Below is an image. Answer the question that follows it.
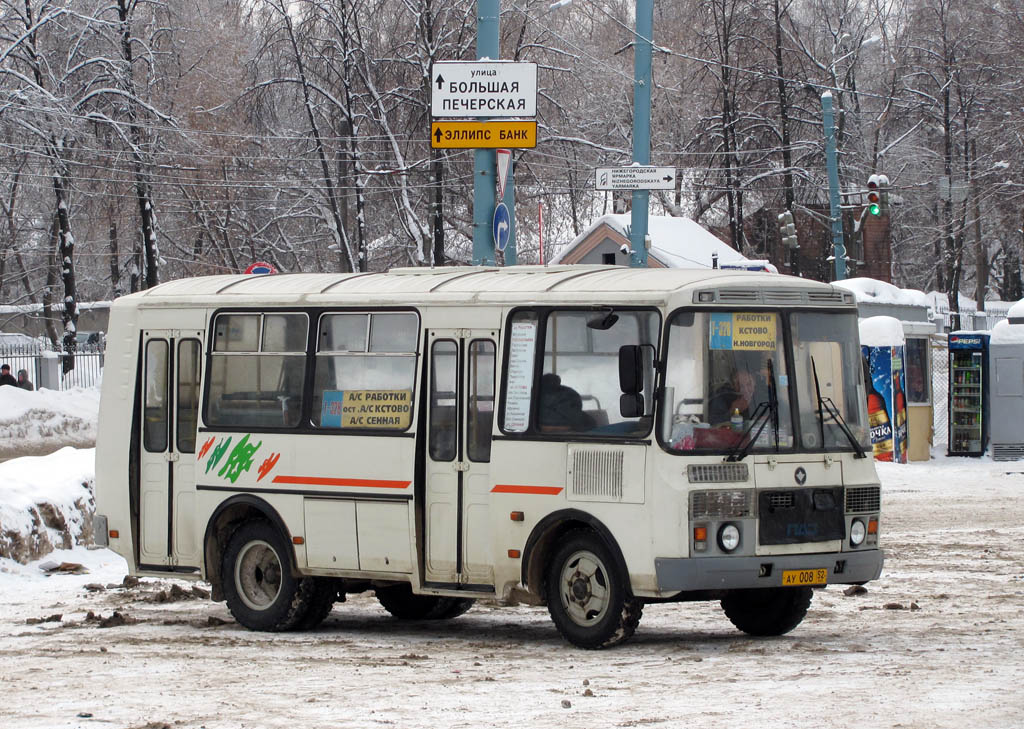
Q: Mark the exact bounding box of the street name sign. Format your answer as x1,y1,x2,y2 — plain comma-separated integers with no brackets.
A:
431,61,537,118
595,166,676,191
431,121,537,149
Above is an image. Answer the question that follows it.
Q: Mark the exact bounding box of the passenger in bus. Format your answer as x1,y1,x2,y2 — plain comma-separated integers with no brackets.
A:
17,369,33,391
538,373,595,431
709,368,760,426
0,364,16,387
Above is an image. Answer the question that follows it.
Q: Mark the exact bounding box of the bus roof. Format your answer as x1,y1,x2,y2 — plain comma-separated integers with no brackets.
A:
117,265,856,308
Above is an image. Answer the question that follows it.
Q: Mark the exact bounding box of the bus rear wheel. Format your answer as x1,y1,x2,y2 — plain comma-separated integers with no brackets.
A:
222,521,312,632
545,531,642,649
376,584,475,620
720,586,812,636
294,578,340,630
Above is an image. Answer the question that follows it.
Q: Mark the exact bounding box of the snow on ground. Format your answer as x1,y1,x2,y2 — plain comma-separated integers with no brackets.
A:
0,386,99,460
0,454,1021,728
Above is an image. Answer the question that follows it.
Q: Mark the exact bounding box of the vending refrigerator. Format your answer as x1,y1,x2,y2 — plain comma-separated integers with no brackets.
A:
947,332,989,456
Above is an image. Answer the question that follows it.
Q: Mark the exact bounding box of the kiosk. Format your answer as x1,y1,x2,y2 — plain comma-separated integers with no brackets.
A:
988,300,1024,460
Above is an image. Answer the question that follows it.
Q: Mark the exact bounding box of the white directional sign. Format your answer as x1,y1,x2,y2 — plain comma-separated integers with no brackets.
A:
595,166,677,191
431,61,537,118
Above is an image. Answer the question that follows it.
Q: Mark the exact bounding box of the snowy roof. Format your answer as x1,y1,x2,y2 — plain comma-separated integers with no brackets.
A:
550,214,748,269
990,319,1024,344
1008,298,1024,322
926,291,1013,314
859,315,906,347
834,278,930,308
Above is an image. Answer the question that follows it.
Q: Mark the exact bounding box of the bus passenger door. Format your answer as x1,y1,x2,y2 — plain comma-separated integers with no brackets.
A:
423,331,496,588
138,331,203,569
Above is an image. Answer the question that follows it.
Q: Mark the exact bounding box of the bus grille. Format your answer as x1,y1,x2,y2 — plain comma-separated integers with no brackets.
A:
691,489,753,519
570,449,623,499
687,463,749,483
845,486,881,513
767,491,795,509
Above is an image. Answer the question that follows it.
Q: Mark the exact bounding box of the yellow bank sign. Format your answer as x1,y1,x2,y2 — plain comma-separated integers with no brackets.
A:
431,121,537,149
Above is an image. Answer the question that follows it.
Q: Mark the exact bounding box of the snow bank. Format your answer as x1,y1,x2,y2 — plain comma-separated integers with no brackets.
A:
0,447,96,563
835,277,930,308
0,385,99,459
859,315,905,347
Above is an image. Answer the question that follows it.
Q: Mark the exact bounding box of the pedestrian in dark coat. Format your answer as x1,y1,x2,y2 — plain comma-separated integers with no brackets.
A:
17,369,33,391
0,364,17,387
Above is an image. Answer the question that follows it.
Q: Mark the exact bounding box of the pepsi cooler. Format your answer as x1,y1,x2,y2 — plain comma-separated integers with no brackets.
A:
947,332,989,456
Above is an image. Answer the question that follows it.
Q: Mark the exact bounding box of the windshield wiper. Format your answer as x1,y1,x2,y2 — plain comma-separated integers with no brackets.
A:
724,401,770,462
810,356,867,459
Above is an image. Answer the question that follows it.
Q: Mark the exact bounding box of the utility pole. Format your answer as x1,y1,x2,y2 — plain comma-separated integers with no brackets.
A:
628,0,653,267
471,0,499,266
821,91,846,280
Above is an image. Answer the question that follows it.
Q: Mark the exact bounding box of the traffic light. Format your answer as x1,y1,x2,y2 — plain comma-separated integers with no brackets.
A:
877,174,890,214
866,174,881,216
778,210,798,249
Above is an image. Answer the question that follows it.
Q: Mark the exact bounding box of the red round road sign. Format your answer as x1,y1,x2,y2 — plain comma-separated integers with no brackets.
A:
245,261,277,275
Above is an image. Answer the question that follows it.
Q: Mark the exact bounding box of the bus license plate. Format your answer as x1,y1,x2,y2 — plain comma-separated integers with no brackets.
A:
781,568,827,586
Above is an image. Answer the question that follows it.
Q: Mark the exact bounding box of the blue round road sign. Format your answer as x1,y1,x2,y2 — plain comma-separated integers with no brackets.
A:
492,202,511,252
245,261,277,275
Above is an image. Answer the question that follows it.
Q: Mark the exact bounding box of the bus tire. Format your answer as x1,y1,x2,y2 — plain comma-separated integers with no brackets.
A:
222,521,312,632
545,530,642,649
376,585,474,620
294,578,339,630
720,586,812,636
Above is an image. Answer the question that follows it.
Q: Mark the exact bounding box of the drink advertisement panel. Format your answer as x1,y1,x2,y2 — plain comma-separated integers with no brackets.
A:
861,345,908,463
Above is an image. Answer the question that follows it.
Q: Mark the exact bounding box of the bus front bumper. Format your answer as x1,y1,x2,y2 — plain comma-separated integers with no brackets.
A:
654,549,884,592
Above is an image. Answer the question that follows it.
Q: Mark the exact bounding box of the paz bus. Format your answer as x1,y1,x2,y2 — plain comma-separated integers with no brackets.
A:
94,265,883,649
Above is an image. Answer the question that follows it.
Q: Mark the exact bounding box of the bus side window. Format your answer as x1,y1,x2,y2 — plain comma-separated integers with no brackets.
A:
144,339,169,452
467,340,495,462
176,339,201,453
313,312,418,431
206,313,308,429
429,340,458,460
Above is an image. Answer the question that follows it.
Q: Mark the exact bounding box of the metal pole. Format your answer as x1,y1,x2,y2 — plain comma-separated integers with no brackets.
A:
503,157,517,265
629,0,653,268
821,91,846,280
472,0,499,266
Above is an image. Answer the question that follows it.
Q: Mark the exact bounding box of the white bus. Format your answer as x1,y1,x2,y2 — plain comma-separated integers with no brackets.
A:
94,265,883,648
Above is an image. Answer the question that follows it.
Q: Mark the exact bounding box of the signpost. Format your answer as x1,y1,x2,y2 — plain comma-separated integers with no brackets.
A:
595,166,676,191
431,61,537,117
431,53,538,265
430,121,536,149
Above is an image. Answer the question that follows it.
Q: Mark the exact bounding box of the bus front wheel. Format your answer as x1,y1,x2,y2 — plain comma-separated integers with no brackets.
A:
222,521,313,631
545,531,642,649
720,586,812,636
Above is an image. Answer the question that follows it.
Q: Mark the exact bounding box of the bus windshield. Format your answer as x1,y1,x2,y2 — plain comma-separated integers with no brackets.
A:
789,311,870,451
660,309,868,455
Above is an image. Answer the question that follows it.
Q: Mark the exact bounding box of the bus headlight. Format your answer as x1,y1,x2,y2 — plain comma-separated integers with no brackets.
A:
718,523,741,552
850,519,866,547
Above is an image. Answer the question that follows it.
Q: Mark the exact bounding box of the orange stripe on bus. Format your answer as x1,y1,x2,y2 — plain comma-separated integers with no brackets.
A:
491,484,563,495
272,475,410,489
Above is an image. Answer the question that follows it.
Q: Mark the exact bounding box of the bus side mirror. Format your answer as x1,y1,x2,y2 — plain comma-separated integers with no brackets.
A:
620,393,643,418
619,345,644,417
619,345,642,394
